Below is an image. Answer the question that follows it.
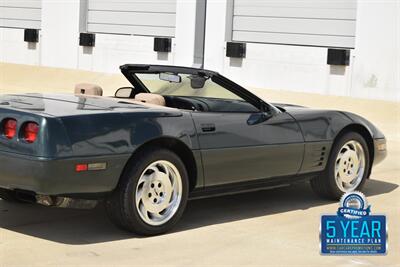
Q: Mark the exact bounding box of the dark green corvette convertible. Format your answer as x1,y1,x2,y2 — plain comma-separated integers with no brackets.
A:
0,64,387,235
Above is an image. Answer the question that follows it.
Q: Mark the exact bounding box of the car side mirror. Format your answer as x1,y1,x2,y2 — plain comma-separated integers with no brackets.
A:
115,87,134,98
247,112,274,125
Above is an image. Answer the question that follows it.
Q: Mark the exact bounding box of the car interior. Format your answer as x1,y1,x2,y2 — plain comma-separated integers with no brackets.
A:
74,81,259,113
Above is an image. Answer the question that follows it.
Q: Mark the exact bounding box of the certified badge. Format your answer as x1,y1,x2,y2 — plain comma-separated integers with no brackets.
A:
320,191,387,255
337,191,370,219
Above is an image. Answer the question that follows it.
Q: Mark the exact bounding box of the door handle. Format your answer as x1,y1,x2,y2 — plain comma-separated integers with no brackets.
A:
201,123,216,132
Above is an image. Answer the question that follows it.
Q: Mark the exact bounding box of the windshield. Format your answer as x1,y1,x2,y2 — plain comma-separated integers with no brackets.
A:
136,73,243,101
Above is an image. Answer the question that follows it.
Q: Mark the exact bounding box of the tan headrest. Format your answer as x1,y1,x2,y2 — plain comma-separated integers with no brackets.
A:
74,83,103,96
135,93,166,106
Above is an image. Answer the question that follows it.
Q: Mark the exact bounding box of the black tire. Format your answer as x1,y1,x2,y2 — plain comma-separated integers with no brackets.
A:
0,188,20,202
105,147,189,235
310,132,370,200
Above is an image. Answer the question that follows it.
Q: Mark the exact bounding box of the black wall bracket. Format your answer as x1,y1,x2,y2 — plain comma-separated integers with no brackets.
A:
226,42,246,58
327,48,350,66
79,33,96,47
154,37,172,53
24,29,39,43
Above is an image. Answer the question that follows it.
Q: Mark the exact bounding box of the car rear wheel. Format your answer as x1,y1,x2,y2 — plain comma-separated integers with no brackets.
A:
105,148,189,235
310,132,370,200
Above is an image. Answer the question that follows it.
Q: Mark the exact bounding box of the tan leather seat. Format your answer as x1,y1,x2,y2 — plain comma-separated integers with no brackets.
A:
74,83,103,96
135,93,166,106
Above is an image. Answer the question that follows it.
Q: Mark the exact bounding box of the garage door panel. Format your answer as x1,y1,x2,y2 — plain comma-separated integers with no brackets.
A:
0,19,40,29
233,17,355,36
88,24,175,37
0,0,41,9
233,31,355,48
0,0,41,29
88,11,175,28
0,7,41,21
88,0,176,13
232,0,356,48
87,0,176,37
234,0,357,10
234,6,356,20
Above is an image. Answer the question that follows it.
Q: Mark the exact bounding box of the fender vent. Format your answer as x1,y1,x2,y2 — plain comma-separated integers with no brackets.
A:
316,146,326,166
301,143,331,173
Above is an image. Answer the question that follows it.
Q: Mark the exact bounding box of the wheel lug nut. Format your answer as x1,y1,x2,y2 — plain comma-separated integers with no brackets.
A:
151,183,154,188
158,183,162,188
148,193,152,198
153,198,157,203
159,192,163,197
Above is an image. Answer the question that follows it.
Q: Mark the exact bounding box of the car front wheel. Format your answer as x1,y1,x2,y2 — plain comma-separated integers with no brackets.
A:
105,148,189,235
310,132,370,200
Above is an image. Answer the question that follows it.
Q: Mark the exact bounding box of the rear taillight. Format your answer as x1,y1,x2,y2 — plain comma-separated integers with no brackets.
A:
23,122,39,143
3,118,17,139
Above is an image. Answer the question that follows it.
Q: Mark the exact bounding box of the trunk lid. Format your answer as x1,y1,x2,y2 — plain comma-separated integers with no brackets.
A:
0,93,180,157
0,93,179,117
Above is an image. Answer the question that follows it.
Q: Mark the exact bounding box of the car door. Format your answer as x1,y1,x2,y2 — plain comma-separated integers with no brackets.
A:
191,111,304,186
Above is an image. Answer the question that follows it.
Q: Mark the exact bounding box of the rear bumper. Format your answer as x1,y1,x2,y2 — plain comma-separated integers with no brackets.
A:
373,138,387,166
0,151,130,196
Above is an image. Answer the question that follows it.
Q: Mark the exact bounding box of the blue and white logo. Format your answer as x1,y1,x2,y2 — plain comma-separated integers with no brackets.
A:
320,191,387,255
337,192,370,219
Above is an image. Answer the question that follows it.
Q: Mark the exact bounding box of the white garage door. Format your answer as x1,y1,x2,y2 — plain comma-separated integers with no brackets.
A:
232,0,357,48
87,0,177,37
0,0,41,29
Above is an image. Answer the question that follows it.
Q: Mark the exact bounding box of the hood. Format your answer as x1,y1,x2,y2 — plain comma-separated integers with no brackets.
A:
0,93,181,117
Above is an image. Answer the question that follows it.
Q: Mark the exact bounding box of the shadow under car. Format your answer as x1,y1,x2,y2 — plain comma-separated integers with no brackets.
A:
0,179,397,245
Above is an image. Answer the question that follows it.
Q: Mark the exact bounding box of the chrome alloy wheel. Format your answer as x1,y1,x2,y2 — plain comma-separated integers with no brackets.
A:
135,160,183,226
335,140,366,192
